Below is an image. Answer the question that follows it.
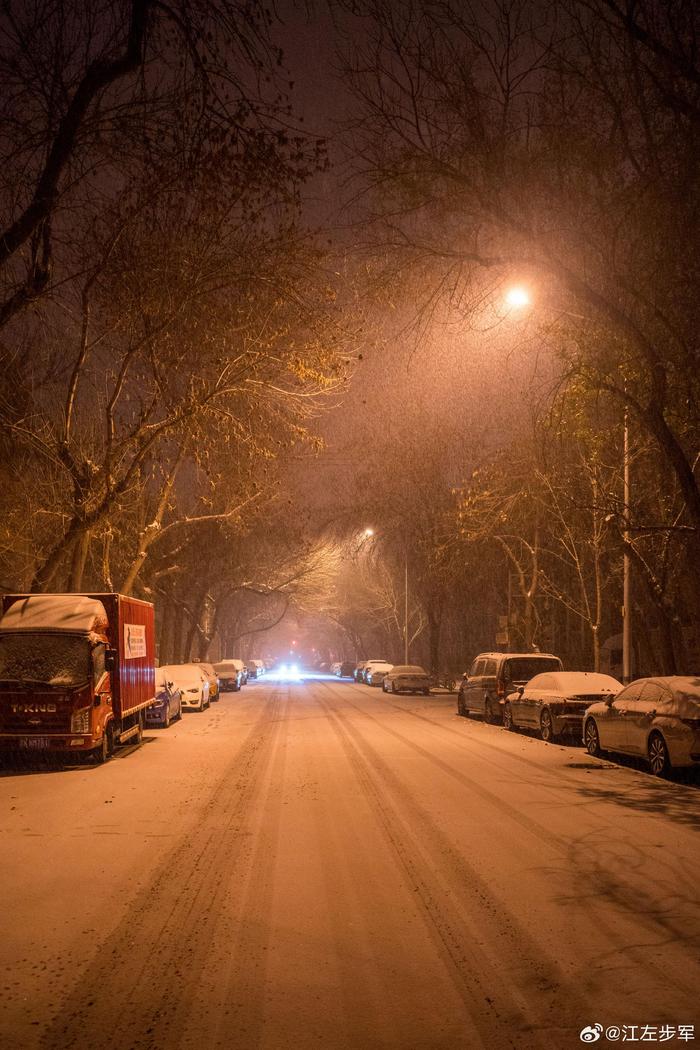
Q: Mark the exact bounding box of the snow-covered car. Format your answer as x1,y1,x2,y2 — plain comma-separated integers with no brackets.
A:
145,666,183,728
214,659,246,691
362,659,390,683
198,663,220,702
330,661,342,676
246,659,265,680
367,661,393,686
504,671,621,742
353,661,368,681
382,665,431,695
166,664,210,711
584,676,700,777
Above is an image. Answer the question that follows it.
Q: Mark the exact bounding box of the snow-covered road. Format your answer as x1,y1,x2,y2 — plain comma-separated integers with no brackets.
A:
1,678,698,1050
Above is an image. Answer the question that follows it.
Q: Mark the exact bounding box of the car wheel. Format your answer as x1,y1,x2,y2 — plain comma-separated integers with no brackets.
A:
584,719,601,757
503,703,516,732
540,708,557,743
484,698,497,724
648,732,671,777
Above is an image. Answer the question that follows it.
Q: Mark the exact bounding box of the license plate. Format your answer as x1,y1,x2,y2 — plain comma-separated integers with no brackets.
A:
18,737,52,749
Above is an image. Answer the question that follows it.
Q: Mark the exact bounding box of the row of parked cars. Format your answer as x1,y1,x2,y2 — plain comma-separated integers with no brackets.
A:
342,659,433,695
456,650,700,778
144,658,266,728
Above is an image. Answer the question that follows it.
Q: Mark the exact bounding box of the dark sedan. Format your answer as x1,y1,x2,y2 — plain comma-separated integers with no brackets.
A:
504,671,621,742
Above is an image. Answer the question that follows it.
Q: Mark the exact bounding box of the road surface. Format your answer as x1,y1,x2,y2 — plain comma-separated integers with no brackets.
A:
1,676,698,1050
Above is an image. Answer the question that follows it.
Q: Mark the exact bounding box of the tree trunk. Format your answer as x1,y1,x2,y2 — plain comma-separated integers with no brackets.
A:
68,528,91,590
427,610,441,675
172,603,184,663
159,597,174,665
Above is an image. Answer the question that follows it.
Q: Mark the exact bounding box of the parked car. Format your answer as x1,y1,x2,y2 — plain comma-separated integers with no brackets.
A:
383,665,431,695
583,675,700,777
457,652,563,724
362,659,390,683
354,661,369,682
246,659,265,680
198,663,220,702
367,661,393,686
214,659,246,692
331,661,342,676
338,660,356,678
167,664,210,712
146,666,183,728
504,671,621,742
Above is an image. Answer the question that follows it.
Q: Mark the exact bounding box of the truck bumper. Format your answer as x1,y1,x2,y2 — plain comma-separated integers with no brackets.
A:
0,733,95,753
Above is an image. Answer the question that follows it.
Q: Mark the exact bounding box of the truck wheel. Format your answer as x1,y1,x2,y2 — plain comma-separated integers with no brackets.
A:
93,723,114,764
132,713,143,745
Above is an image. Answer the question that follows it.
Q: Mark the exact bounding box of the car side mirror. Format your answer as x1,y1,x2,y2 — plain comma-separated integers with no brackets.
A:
604,695,614,707
105,648,117,673
167,681,174,689
462,672,468,680
517,686,525,696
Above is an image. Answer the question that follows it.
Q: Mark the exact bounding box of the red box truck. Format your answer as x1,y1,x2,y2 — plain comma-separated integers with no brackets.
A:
0,593,155,763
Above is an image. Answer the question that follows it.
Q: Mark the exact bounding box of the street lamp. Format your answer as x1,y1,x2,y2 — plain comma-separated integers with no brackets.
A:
504,285,631,679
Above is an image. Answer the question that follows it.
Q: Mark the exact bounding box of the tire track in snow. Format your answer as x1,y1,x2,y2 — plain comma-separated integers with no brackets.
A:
322,683,700,1014
39,688,286,1050
317,690,573,1050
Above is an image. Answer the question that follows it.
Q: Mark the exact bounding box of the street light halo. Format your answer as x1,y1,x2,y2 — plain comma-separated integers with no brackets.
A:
505,286,531,308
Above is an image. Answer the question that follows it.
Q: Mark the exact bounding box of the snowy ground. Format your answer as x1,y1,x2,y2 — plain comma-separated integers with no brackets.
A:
1,677,698,1050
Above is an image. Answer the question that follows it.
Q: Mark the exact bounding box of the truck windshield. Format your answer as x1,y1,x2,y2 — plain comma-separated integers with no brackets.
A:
0,633,91,688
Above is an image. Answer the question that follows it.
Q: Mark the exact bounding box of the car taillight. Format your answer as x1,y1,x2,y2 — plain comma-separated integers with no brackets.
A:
71,707,91,733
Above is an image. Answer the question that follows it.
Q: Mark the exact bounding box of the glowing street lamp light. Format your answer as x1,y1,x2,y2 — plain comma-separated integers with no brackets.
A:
363,527,374,537
505,285,531,308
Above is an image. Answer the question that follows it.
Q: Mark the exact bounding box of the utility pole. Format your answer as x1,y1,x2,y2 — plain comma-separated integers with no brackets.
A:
404,549,409,664
622,406,631,683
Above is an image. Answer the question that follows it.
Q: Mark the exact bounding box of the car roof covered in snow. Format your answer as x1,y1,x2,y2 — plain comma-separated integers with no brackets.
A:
0,594,108,634
160,663,205,685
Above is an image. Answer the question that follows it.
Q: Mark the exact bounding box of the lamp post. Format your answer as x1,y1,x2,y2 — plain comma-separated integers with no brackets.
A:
505,284,632,679
622,405,631,683
404,551,409,664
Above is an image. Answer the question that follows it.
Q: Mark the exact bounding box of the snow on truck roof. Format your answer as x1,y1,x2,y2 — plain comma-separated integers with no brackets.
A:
0,594,109,634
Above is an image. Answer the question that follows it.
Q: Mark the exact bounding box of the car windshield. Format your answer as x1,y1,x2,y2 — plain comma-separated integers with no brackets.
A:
504,657,561,683
0,632,91,688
